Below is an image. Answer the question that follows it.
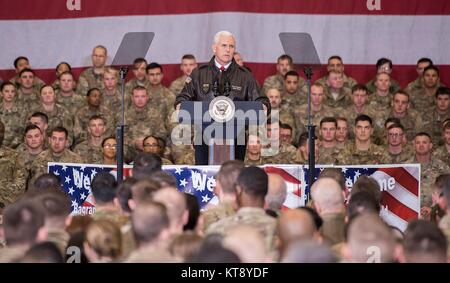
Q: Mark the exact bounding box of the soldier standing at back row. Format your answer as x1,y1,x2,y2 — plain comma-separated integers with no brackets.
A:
0,82,27,149
262,54,305,97
316,55,358,89
77,45,108,96
366,58,401,95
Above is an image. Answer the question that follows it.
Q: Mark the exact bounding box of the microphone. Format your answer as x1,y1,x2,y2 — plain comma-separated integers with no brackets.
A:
213,78,219,97
224,79,231,97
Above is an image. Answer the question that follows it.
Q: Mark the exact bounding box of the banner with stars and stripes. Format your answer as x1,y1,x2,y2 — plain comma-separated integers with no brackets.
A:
303,164,421,232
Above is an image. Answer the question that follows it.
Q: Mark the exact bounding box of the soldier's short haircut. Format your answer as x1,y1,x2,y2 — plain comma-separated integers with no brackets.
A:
351,175,381,205
417,57,433,66
403,220,448,263
88,114,105,124
58,71,74,80
143,135,165,150
50,126,69,139
435,86,450,98
29,189,71,224
131,179,161,204
279,123,293,132
347,191,380,222
277,54,293,64
3,199,45,246
354,114,372,126
103,66,118,77
30,112,49,124
297,132,315,148
384,117,401,128
284,70,299,80
91,172,118,205
24,124,42,136
1,81,16,91
311,82,324,91
182,54,196,61
19,68,34,77
336,116,348,124
32,173,61,191
55,61,72,72
133,57,147,65
20,242,64,263
86,87,101,97
423,65,440,77
132,85,147,94
14,56,29,68
351,84,368,94
328,55,343,63
387,123,405,132
149,171,177,188
216,160,245,195
101,136,116,147
318,168,345,191
320,117,337,128
146,62,163,73
376,57,393,69
131,200,169,245
116,177,138,214
375,71,390,80
132,152,162,180
39,84,54,94
297,207,323,230
93,45,107,55
236,166,268,199
415,132,432,140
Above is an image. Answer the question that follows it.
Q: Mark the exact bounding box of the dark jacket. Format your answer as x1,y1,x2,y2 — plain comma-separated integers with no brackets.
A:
175,57,270,110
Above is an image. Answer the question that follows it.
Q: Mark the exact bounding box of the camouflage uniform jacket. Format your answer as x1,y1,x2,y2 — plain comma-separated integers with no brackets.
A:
73,140,103,164
366,77,401,95
387,110,423,141
293,104,337,142
409,85,442,114
316,74,358,89
169,75,188,96
385,145,414,164
202,202,236,232
323,86,353,109
55,91,87,117
206,207,277,252
341,104,388,141
422,108,450,146
0,146,26,205
76,67,104,96
0,104,27,148
432,145,450,168
317,145,340,165
10,75,45,94
368,92,393,112
31,149,83,184
16,150,43,190
336,142,390,165
405,156,450,207
73,105,115,143
280,90,307,113
124,104,168,144
16,88,40,110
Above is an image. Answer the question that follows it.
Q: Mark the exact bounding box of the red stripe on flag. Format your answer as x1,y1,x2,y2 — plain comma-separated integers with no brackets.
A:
377,167,419,196
2,0,450,20
381,192,418,221
2,64,450,94
264,166,301,184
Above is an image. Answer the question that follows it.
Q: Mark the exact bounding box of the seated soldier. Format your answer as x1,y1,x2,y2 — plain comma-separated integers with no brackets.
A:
405,57,433,93
73,115,107,163
368,72,393,112
52,62,73,91
15,68,41,109
322,70,352,109
102,67,125,111
77,45,108,95
17,124,45,190
384,123,413,164
142,135,173,165
262,54,304,96
292,132,319,164
262,120,296,164
316,55,358,89
387,90,423,141
366,57,401,95
405,132,450,213
280,70,307,111
169,54,198,96
100,136,117,165
317,117,340,164
267,88,295,133
279,123,295,147
9,56,45,93
423,86,450,145
55,71,86,117
432,120,450,165
244,134,264,166
0,82,27,148
125,58,149,99
335,117,350,149
410,65,443,113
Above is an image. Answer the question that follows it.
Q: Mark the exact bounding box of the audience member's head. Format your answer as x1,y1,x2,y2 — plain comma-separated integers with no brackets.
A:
153,188,188,235
169,232,203,261
222,225,270,263
311,177,345,215
351,175,381,205
132,152,162,180
91,172,118,206
281,240,337,263
131,201,170,247
19,242,64,263
235,166,268,208
32,173,61,191
83,219,122,263
149,171,177,188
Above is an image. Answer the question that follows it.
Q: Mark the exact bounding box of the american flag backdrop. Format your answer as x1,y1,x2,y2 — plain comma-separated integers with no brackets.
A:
2,0,450,87
303,164,421,232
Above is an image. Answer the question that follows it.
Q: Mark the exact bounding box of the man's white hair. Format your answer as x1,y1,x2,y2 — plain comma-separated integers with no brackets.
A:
213,31,236,44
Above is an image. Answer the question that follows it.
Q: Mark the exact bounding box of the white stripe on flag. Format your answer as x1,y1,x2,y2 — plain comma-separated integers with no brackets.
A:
403,166,420,182
371,171,420,213
283,191,303,209
380,208,408,232
2,13,450,69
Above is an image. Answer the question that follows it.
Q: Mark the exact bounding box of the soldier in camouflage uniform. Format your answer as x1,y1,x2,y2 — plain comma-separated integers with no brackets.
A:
51,61,72,92
422,86,450,145
125,86,168,160
267,88,295,131
146,63,176,132
76,45,108,96
9,56,45,94
291,132,320,164
28,85,74,146
73,115,106,164
261,121,297,164
405,58,433,94
292,83,337,143
368,72,393,112
142,135,173,165
15,69,41,110
366,58,401,95
316,117,340,165
322,71,353,109
55,72,86,117
316,55,358,89
337,114,390,165
385,123,413,164
405,132,450,209
102,67,130,111
206,166,277,253
16,124,45,190
31,127,83,184
387,90,423,141
409,65,443,114
342,84,388,143
262,54,305,96
169,54,198,96
280,70,307,113
244,134,265,165
336,117,351,149
124,58,149,101
0,82,27,148
432,122,450,165
73,88,115,145
0,121,26,205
